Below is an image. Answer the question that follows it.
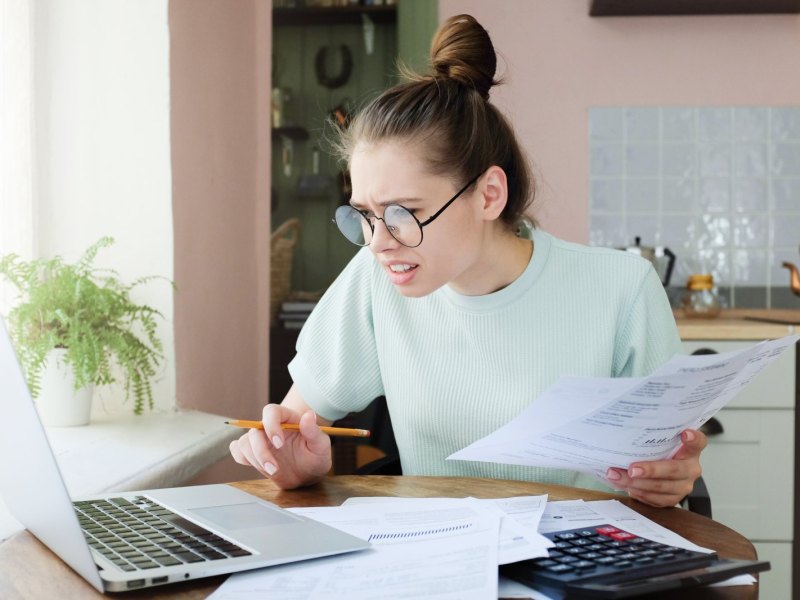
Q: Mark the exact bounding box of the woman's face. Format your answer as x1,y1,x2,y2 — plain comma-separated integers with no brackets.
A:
349,140,489,298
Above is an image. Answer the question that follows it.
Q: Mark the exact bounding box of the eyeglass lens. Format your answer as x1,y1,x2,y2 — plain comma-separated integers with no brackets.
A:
334,204,422,247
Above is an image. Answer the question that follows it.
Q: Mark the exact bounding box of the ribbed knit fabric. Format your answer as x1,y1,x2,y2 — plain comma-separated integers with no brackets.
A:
288,228,681,491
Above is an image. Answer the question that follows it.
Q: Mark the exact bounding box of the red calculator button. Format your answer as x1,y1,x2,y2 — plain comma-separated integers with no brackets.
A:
596,526,620,535
609,531,637,541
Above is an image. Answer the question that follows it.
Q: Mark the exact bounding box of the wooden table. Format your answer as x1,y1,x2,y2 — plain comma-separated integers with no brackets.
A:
0,476,759,599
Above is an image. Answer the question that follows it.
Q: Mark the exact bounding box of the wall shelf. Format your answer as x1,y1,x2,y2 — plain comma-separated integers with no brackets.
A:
590,0,800,15
273,5,397,26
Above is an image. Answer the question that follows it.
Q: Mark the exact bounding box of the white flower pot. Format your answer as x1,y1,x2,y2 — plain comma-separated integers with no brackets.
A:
35,349,94,427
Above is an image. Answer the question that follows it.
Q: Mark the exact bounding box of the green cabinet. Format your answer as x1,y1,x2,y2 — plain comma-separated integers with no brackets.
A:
270,2,437,297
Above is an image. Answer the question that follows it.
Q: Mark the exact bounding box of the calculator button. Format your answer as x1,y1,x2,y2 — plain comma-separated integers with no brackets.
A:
572,538,592,546
582,552,603,560
555,533,578,540
534,559,559,567
613,561,633,568
547,564,575,573
609,531,637,541
595,526,619,535
558,555,580,563
573,560,596,570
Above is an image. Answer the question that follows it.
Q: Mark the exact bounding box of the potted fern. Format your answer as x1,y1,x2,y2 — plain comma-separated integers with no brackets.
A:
0,237,166,425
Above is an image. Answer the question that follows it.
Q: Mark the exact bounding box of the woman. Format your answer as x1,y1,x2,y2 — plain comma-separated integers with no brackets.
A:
231,14,706,508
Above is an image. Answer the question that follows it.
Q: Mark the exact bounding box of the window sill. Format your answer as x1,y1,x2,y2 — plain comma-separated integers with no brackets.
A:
0,410,239,542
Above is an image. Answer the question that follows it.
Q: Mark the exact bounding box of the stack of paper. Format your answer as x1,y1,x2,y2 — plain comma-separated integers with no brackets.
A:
208,495,751,600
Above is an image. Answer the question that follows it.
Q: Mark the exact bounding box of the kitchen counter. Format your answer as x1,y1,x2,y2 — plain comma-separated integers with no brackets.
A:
674,309,800,340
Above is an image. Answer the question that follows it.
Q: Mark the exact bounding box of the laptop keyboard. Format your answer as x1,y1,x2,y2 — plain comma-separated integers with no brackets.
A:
74,496,252,572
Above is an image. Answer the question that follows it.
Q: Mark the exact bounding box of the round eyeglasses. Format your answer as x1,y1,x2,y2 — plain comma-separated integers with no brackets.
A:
332,174,481,248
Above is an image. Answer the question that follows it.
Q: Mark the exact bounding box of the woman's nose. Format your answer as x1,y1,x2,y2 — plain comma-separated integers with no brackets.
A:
369,217,401,251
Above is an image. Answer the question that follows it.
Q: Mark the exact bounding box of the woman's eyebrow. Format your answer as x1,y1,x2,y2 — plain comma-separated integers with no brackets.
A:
350,196,424,210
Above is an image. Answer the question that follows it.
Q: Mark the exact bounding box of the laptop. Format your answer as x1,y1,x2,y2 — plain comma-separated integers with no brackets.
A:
0,318,369,592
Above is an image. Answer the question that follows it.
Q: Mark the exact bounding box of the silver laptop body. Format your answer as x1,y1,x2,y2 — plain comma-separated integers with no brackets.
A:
0,318,369,592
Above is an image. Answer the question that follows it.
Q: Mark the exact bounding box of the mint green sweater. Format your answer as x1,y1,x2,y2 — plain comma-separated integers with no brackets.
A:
288,229,680,489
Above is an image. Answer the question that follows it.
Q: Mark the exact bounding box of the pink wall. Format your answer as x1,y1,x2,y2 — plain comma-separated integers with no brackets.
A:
170,0,272,419
440,1,800,242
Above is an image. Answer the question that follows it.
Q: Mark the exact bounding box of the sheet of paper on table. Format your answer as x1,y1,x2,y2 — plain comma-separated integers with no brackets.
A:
341,495,553,564
207,499,501,600
448,335,799,479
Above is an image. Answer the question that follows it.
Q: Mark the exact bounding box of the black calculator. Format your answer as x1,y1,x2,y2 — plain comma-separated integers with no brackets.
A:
501,524,770,598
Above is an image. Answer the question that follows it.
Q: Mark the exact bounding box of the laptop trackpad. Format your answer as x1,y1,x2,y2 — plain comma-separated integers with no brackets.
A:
190,502,299,530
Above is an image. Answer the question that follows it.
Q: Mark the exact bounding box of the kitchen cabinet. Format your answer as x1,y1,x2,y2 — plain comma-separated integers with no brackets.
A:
678,310,799,600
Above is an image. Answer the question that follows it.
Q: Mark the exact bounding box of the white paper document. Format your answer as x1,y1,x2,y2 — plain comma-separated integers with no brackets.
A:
208,501,500,600
342,495,553,564
448,335,799,477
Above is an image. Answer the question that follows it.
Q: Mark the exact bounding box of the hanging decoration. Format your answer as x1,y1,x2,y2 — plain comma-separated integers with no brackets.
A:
314,44,353,89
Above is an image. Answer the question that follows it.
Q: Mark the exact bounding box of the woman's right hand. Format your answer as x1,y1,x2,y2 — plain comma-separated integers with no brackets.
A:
229,388,333,490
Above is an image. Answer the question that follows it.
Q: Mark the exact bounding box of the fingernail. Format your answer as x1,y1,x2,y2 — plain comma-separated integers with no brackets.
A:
272,435,283,449
684,430,695,443
606,469,621,481
263,462,277,476
630,467,644,478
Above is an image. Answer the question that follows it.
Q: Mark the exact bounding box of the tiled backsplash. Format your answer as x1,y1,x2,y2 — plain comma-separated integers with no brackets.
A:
588,106,800,309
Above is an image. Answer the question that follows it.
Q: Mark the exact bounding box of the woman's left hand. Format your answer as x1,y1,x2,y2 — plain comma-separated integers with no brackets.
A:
605,429,708,508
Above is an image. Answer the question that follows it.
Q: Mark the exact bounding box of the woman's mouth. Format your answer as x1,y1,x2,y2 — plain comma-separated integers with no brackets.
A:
386,262,418,285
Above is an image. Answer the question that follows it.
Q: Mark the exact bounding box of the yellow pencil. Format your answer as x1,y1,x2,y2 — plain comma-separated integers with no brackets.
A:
225,419,370,438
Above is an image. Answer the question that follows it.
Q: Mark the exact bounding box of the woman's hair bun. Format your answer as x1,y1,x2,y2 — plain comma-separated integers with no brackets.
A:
430,14,498,100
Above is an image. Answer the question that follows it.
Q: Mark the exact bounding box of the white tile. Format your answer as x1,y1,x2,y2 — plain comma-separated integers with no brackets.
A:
733,143,767,177
732,178,767,212
772,214,800,247
662,178,695,213
591,143,623,177
698,107,732,141
733,249,769,285
589,214,626,247
733,107,768,141
625,178,660,212
590,178,624,211
770,143,800,176
625,107,659,141
662,107,695,141
699,178,730,213
771,178,800,211
733,214,768,248
662,143,696,178
660,214,695,247
697,214,731,248
771,107,800,141
625,143,660,177
590,107,624,141
699,143,732,177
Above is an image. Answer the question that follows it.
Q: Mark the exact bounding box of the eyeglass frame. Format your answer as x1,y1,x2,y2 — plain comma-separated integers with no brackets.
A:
332,172,482,248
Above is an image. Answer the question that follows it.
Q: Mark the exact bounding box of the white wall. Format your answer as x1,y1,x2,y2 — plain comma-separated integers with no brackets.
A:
34,0,175,415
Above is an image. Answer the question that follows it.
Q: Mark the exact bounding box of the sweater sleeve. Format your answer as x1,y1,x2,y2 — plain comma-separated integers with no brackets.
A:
612,265,681,378
287,248,385,421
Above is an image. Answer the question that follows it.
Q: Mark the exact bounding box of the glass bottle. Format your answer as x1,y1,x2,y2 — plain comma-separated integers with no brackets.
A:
681,274,721,318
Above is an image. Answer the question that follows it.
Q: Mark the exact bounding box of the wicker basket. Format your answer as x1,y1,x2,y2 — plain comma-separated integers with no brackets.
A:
270,218,301,326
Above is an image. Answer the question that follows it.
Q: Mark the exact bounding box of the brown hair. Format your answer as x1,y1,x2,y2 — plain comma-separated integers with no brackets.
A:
332,14,535,229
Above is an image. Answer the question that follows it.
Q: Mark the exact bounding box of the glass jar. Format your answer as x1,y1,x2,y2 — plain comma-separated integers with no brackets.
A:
681,274,721,318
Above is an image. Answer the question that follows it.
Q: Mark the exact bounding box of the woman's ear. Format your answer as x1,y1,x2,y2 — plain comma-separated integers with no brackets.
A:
479,166,508,221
